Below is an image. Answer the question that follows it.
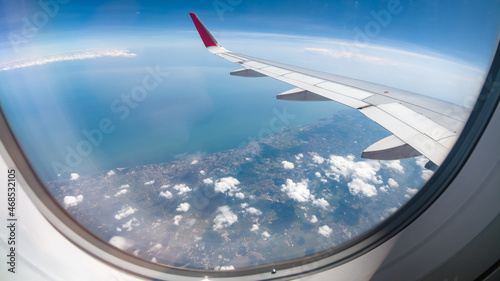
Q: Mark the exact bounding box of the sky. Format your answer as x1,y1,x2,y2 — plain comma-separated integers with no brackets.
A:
0,0,498,98
0,0,498,63
0,0,498,180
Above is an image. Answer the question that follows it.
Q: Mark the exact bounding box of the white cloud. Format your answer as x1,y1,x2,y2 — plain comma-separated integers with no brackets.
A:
114,189,128,197
173,184,192,195
250,224,259,232
421,169,434,180
312,155,325,164
312,198,330,210
144,180,155,185
173,215,183,226
1,49,136,72
191,160,199,165
382,160,404,173
176,202,190,212
213,206,238,231
214,177,241,197
122,218,140,232
295,153,304,160
328,155,381,182
282,160,295,170
107,170,115,176
63,195,83,208
70,173,80,181
318,225,333,237
215,265,235,270
348,178,378,197
380,185,389,192
241,203,249,209
159,190,172,199
200,170,206,175
114,206,137,220
310,215,318,223
281,179,311,202
415,156,428,169
388,178,399,188
203,178,214,184
315,172,322,178
415,157,436,180
407,187,418,196
262,231,271,240
160,184,170,189
328,155,382,197
235,192,245,199
109,236,133,251
245,207,262,216
388,207,398,214
119,184,129,189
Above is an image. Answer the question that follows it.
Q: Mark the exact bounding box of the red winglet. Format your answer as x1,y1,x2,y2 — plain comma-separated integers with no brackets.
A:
189,13,220,48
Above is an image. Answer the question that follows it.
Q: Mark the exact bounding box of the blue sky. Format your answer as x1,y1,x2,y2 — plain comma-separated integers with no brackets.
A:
0,0,499,64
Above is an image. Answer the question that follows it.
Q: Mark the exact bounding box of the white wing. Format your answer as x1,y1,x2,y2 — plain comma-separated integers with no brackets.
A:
189,13,470,166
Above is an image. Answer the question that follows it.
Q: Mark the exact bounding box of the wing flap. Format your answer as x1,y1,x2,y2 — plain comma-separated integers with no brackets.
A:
241,61,268,69
360,105,450,165
261,66,293,76
377,103,457,141
283,72,326,85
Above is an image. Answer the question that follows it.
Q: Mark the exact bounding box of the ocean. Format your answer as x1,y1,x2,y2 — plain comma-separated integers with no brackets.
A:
0,48,343,181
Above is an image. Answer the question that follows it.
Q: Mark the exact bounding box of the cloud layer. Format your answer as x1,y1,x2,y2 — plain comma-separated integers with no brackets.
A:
1,49,136,71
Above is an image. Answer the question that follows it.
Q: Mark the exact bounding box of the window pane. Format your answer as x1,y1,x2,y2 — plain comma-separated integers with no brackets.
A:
1,0,498,272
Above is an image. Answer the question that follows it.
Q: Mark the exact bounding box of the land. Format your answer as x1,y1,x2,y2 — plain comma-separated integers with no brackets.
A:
45,110,426,270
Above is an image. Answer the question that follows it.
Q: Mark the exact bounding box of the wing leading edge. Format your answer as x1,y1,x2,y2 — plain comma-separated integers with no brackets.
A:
189,13,470,166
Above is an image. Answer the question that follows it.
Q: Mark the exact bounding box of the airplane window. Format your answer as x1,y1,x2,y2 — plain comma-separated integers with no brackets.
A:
0,0,499,278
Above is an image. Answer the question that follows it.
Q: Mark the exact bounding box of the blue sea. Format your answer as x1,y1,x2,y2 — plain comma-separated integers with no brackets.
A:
0,47,344,181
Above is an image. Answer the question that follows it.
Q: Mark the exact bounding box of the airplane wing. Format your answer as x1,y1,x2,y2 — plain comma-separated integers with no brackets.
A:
189,13,471,166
